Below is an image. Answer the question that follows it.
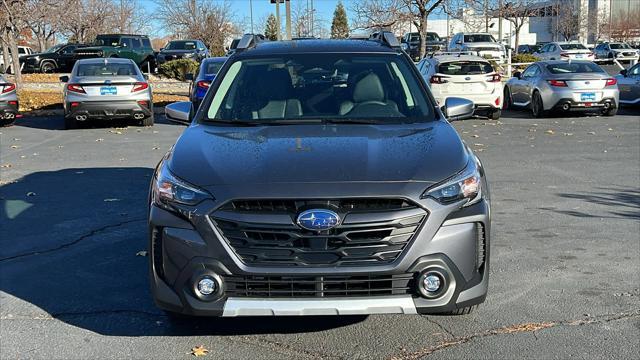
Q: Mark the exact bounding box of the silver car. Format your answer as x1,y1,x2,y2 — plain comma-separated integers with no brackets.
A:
60,58,153,129
615,63,640,106
594,42,640,63
504,60,619,117
0,75,19,126
534,42,594,61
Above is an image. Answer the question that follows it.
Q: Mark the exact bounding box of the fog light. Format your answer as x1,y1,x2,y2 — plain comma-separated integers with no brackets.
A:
422,273,442,292
197,277,217,296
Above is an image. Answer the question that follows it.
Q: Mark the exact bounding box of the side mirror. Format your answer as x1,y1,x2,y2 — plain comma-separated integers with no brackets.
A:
59,75,69,83
442,97,474,122
513,71,522,79
165,101,193,123
184,73,194,81
619,69,627,77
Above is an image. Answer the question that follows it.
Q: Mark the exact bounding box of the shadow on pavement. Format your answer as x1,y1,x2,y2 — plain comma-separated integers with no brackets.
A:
11,113,185,130
0,167,363,336
554,186,640,220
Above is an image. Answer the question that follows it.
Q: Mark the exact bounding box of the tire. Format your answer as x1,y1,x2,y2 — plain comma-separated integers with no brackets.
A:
489,109,501,120
443,305,478,316
64,116,77,130
141,113,154,126
40,61,55,73
1,118,16,127
503,87,512,110
602,106,617,117
531,91,546,118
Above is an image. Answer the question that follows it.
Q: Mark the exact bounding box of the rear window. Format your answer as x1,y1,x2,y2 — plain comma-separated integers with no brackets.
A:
205,61,224,75
437,61,494,75
205,54,433,123
166,41,197,50
559,43,587,50
76,63,138,76
464,34,495,43
546,62,604,74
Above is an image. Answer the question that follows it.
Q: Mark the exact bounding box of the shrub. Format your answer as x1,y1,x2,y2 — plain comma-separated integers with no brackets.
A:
511,53,540,64
158,59,199,81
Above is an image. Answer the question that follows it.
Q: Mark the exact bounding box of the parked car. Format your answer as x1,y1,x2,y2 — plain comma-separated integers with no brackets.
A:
504,60,618,117
448,32,505,63
0,75,19,126
19,43,90,73
616,63,640,106
517,44,541,55
151,33,489,318
401,32,445,60
156,40,209,66
185,57,226,111
533,42,594,61
60,58,153,129
417,54,503,119
74,34,155,70
593,42,640,63
225,38,241,56
0,45,34,73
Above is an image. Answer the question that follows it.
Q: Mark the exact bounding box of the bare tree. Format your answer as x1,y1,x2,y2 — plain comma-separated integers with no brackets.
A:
24,0,61,52
500,0,537,53
1,0,29,83
112,0,151,35
552,0,580,41
155,0,238,56
609,8,640,42
58,0,118,43
403,1,444,58
351,0,409,33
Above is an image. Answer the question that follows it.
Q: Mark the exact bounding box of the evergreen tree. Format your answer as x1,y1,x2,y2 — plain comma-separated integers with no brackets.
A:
265,14,279,41
330,2,349,39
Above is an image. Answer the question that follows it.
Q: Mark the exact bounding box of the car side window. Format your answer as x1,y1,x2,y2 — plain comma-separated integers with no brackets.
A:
61,46,75,54
142,38,152,49
522,65,538,78
132,38,142,49
629,65,640,78
121,38,133,48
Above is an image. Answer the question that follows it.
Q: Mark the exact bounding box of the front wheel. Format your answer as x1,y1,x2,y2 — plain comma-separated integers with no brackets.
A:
40,62,55,73
531,92,546,118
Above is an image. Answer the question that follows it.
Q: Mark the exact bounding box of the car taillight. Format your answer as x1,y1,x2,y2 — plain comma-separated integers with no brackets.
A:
486,74,501,82
9,100,17,105
605,78,617,86
560,52,569,57
1,83,16,93
70,102,79,107
132,82,149,92
137,100,149,107
429,75,449,84
66,84,85,93
547,80,567,87
197,80,210,89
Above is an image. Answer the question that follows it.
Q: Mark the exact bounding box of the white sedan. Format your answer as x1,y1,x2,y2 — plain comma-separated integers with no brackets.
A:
416,54,503,119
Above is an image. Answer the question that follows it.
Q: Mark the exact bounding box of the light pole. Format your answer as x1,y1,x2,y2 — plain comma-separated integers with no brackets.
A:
250,0,254,34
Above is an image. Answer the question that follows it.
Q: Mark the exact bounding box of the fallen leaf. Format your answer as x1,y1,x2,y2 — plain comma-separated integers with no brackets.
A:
96,138,104,142
152,146,160,150
587,131,596,135
607,128,613,131
109,130,123,135
12,138,20,141
528,128,536,132
103,198,121,202
471,134,479,138
191,345,209,357
10,145,19,149
545,130,554,135
563,133,573,136
136,251,147,257
0,163,11,168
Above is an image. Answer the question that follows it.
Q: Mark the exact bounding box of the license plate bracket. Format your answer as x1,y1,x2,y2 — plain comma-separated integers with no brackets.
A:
580,93,596,102
100,86,117,96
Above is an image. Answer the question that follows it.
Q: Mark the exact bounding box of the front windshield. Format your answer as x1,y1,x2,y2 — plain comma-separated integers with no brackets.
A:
205,54,433,123
427,33,440,42
546,62,604,74
610,43,631,49
166,41,197,50
45,44,64,53
464,34,496,43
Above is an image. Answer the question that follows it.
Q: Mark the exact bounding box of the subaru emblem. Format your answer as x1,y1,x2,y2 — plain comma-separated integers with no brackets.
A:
465,77,471,81
296,209,340,231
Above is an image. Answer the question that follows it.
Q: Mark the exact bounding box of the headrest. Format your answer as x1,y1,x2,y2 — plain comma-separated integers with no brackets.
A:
353,72,385,103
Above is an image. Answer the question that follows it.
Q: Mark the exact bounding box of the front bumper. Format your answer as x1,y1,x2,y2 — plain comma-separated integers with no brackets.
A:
148,186,491,316
433,91,502,111
65,100,152,120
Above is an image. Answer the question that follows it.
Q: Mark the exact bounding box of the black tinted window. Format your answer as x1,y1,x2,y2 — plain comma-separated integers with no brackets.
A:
437,61,494,75
205,54,433,123
132,38,142,49
76,63,138,76
142,38,151,48
97,36,120,46
204,61,224,74
464,34,495,43
166,41,197,50
546,62,604,74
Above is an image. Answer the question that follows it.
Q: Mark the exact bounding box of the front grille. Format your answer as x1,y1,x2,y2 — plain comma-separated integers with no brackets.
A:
212,198,427,267
224,274,416,298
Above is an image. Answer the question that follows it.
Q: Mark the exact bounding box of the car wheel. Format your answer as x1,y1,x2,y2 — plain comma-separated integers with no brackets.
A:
531,91,546,118
141,113,154,126
503,88,512,110
40,62,55,73
489,109,501,120
602,106,617,117
64,116,77,130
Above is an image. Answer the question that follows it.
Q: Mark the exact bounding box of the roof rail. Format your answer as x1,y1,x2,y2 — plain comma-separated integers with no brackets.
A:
235,33,265,53
368,31,401,50
428,51,479,58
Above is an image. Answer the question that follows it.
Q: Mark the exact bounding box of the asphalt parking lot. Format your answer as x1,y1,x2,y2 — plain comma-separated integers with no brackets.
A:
1,108,639,359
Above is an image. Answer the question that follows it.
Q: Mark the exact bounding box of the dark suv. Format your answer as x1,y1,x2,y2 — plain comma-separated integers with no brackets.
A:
156,40,209,65
401,32,445,60
150,34,490,317
75,34,155,70
20,43,90,73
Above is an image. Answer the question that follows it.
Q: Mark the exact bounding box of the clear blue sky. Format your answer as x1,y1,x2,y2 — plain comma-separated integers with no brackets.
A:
139,0,355,37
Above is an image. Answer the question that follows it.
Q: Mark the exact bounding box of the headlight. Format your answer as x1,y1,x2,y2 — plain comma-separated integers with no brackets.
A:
153,161,211,208
422,158,481,206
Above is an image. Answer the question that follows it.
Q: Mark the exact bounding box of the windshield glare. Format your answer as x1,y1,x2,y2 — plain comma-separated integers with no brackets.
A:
464,34,496,43
45,44,64,53
559,43,587,50
546,62,604,74
204,61,224,75
610,43,631,49
205,54,433,123
166,41,197,50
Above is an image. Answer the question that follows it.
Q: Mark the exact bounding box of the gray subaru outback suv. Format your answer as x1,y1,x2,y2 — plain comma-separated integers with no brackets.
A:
149,34,490,317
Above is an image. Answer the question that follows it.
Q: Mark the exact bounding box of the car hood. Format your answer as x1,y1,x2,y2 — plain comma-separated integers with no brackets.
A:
168,121,469,187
